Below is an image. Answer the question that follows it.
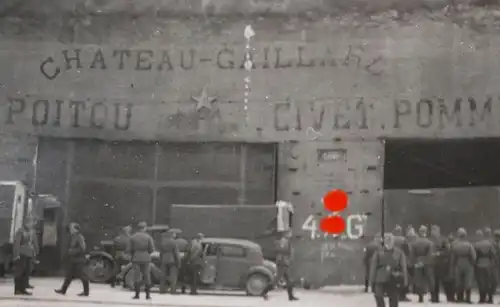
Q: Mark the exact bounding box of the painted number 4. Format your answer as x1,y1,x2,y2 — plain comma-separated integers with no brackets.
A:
302,215,318,240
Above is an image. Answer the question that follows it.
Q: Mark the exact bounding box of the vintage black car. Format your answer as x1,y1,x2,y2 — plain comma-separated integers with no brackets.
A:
121,237,277,296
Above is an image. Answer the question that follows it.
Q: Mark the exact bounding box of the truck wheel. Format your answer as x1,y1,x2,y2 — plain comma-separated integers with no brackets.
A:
86,256,114,283
245,273,269,296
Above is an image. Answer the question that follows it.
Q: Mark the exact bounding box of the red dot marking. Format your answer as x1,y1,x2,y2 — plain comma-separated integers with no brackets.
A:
320,189,349,235
323,189,348,212
320,216,346,234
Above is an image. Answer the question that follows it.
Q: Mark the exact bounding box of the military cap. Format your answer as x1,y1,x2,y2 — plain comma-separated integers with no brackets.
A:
484,227,492,235
137,221,147,228
431,225,440,230
476,229,484,236
457,228,467,237
196,233,205,239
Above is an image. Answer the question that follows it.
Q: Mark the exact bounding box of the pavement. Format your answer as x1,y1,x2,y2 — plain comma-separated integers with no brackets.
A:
0,278,489,307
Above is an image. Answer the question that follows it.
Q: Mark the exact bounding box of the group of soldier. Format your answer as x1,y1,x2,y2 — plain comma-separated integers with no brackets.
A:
365,225,500,307
110,223,299,301
108,221,208,300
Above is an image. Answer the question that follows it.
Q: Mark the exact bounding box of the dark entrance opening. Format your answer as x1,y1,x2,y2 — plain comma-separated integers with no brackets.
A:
383,138,500,235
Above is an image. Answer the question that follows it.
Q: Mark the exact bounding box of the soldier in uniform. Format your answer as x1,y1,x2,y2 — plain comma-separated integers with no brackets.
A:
370,233,408,307
54,223,90,297
429,225,449,303
406,229,418,295
182,233,205,295
13,218,36,295
443,233,457,302
159,229,181,294
450,228,476,303
262,230,298,301
128,221,155,300
364,233,382,293
474,229,497,303
484,227,497,297
110,225,132,288
409,225,435,303
393,225,411,301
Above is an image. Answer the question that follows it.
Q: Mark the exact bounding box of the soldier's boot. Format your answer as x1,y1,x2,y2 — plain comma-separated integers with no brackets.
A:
487,292,494,304
145,286,151,300
479,292,486,304
261,285,272,300
456,290,464,302
132,285,140,300
465,289,472,304
430,292,439,303
287,286,299,301
418,294,424,303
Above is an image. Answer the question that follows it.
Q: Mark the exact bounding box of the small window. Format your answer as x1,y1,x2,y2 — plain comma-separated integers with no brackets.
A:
219,245,246,258
204,243,218,256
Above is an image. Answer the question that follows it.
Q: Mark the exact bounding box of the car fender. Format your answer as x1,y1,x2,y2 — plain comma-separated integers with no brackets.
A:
88,251,116,268
246,265,274,282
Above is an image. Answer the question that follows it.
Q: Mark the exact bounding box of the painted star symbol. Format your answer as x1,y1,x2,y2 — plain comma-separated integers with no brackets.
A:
192,87,217,111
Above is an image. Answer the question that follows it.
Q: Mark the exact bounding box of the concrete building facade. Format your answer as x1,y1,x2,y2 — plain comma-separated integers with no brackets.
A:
1,0,499,286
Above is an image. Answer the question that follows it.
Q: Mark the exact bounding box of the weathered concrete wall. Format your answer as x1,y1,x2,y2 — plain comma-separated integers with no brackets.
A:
2,5,500,285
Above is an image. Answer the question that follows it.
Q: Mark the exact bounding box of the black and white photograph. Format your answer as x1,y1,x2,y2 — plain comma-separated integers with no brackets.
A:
0,1,499,307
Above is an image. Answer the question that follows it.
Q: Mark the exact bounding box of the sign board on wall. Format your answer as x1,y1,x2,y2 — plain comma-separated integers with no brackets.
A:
1,42,500,141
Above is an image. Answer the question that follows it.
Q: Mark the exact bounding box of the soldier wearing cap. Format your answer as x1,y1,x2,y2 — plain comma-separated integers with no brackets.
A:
443,233,457,302
370,233,408,307
159,229,181,294
450,227,476,303
182,233,205,295
364,233,382,293
393,225,411,301
409,225,435,303
55,222,89,297
261,230,299,301
474,229,497,303
12,218,36,295
110,225,132,288
429,225,449,303
128,221,155,300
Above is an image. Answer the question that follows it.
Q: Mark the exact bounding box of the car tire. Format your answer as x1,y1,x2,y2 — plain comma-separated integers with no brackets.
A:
245,273,269,296
86,256,114,283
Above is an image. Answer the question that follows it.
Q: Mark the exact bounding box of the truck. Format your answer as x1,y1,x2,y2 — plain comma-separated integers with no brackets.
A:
0,181,31,276
0,181,64,277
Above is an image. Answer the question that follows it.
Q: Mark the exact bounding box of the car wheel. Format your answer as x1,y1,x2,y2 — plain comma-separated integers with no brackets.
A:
246,273,269,296
86,256,114,283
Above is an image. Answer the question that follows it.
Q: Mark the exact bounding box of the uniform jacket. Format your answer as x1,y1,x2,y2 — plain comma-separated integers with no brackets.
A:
394,235,412,256
410,237,434,267
474,239,497,268
13,228,35,259
128,231,155,263
160,235,181,267
364,241,380,265
450,239,476,269
113,233,131,260
276,237,292,266
175,238,189,253
67,232,87,263
185,239,204,266
369,247,408,285
430,235,449,266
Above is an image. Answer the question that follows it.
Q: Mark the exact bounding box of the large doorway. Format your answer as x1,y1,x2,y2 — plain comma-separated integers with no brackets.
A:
35,138,277,247
384,138,500,235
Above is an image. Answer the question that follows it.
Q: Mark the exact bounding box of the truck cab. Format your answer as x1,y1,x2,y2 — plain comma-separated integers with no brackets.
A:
0,181,30,276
